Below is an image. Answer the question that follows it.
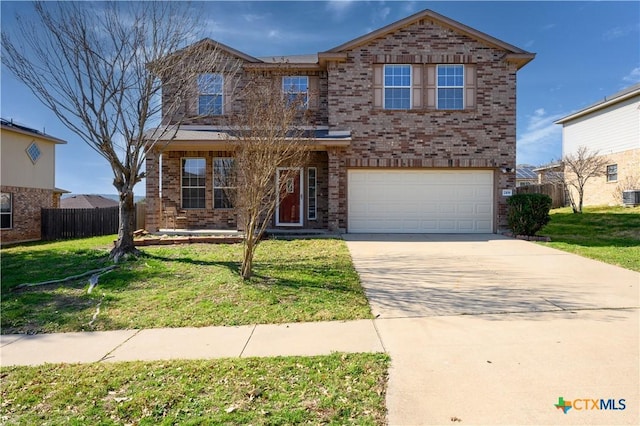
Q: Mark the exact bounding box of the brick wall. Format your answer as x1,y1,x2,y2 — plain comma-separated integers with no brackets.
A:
146,150,328,231
1,185,54,244
326,18,518,231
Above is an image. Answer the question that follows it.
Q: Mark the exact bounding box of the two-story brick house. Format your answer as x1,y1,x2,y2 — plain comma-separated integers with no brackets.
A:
145,9,534,234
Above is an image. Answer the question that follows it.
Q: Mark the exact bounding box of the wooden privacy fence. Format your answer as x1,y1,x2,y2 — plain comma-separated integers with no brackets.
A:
515,183,566,209
41,206,120,240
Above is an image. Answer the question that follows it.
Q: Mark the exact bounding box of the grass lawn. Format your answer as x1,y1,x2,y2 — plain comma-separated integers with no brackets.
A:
1,237,372,334
0,353,389,425
539,205,640,272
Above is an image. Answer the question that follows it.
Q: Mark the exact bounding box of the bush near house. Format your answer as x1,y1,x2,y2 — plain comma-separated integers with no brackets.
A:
507,193,552,236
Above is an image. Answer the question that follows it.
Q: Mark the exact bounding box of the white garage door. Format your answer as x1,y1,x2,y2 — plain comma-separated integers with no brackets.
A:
348,169,494,233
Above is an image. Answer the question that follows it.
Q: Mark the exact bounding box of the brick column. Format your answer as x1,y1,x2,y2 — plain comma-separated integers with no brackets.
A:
327,148,341,232
145,150,160,232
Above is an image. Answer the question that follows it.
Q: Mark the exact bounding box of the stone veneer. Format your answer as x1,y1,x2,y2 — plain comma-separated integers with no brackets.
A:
0,185,54,244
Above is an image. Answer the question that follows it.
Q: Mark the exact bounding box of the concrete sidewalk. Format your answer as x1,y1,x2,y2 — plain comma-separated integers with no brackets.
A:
0,319,384,366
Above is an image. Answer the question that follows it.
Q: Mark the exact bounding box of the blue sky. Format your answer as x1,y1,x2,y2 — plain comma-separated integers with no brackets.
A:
2,1,639,196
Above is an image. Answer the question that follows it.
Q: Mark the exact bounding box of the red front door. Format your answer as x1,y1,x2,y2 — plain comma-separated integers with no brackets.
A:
277,168,302,226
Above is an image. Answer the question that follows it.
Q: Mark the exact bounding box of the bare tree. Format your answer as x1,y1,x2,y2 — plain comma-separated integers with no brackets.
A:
226,75,310,279
612,174,640,204
562,146,609,213
1,1,238,261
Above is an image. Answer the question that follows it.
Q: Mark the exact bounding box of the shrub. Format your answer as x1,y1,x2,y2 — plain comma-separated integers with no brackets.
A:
507,193,552,236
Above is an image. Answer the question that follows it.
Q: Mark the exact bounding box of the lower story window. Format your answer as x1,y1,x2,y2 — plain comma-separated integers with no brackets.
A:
214,158,235,208
1,192,12,229
606,164,618,182
182,158,206,209
308,167,317,220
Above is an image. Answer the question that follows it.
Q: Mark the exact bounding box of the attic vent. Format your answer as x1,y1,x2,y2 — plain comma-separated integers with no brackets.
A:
26,141,41,164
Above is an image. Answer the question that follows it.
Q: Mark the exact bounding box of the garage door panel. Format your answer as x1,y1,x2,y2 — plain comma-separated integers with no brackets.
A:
348,170,493,233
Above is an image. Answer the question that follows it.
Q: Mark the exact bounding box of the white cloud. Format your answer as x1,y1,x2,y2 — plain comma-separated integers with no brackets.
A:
603,23,640,41
622,67,640,83
326,0,355,20
242,14,266,23
517,108,566,165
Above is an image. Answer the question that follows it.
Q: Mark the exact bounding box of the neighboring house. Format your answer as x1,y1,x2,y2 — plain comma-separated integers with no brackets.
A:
60,194,119,209
516,165,538,187
555,83,640,206
1,118,67,244
146,9,535,234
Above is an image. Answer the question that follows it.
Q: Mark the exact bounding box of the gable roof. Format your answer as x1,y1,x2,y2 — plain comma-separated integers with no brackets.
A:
555,83,640,124
166,38,262,64
325,9,535,69
60,194,119,209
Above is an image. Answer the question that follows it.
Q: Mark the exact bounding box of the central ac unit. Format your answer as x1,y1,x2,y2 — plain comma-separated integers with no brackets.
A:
622,190,640,207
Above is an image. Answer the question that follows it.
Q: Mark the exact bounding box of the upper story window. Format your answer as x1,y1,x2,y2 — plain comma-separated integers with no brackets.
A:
26,141,41,164
437,65,464,110
606,164,618,182
438,65,464,109
282,76,309,108
182,158,206,209
384,65,411,110
198,73,223,116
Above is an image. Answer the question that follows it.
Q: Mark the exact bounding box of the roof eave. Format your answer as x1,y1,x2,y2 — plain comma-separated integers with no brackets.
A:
504,53,536,70
325,9,533,57
555,88,640,124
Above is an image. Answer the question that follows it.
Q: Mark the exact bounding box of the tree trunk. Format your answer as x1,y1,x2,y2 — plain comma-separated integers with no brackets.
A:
110,189,140,262
241,218,257,279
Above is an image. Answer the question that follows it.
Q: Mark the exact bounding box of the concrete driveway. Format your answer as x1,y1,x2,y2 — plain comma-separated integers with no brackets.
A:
345,234,639,425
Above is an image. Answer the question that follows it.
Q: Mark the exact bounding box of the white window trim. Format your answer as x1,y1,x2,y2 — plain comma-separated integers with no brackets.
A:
282,76,309,109
181,157,206,209
198,73,224,116
213,157,235,209
383,64,412,110
308,167,317,221
606,164,618,183
436,64,465,110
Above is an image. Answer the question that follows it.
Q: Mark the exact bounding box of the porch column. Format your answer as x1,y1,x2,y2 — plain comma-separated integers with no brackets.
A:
145,149,161,232
327,147,341,232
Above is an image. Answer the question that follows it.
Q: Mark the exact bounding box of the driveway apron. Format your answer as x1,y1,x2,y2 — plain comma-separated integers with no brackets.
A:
345,234,639,425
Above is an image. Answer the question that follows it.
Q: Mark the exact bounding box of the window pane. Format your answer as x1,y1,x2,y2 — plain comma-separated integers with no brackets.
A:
198,73,223,93
437,88,463,110
1,213,10,229
283,76,309,108
182,159,205,209
308,168,317,220
198,73,223,115
0,193,11,212
437,65,464,110
214,188,234,209
384,88,410,109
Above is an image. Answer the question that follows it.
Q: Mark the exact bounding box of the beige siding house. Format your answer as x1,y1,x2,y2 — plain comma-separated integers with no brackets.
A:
145,9,535,234
1,119,67,244
556,83,640,206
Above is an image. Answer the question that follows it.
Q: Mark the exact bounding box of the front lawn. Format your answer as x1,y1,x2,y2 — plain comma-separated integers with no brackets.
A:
1,237,372,334
539,206,640,272
0,353,389,425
